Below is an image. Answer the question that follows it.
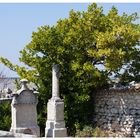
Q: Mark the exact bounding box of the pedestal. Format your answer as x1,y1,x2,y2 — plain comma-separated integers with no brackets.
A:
45,98,67,137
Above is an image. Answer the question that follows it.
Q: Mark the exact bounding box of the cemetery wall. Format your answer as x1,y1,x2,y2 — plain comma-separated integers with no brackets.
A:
93,88,140,137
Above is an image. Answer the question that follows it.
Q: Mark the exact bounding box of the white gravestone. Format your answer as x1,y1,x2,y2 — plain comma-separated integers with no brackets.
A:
45,64,67,137
10,79,40,137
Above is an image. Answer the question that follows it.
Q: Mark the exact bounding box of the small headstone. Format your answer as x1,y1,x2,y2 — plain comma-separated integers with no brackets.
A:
10,79,40,137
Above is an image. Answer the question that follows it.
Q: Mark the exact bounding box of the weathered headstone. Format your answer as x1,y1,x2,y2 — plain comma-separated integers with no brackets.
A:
10,79,40,137
45,64,67,137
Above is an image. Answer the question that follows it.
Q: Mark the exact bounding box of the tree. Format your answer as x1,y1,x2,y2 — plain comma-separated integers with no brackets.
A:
118,49,140,84
0,3,140,136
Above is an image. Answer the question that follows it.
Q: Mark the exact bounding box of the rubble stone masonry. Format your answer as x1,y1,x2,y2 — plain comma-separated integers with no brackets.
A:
93,88,140,137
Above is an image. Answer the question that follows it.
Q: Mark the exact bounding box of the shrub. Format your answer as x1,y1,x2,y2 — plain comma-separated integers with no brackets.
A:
0,102,11,131
75,125,108,137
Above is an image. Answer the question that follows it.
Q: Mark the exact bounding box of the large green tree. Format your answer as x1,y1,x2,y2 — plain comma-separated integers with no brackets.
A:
0,3,140,136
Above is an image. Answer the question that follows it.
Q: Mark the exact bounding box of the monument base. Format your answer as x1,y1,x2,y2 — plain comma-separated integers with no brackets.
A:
45,125,67,137
10,126,40,137
45,98,67,137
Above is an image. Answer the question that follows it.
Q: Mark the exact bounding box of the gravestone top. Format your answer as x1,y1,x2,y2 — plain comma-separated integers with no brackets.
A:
20,79,29,90
12,79,38,105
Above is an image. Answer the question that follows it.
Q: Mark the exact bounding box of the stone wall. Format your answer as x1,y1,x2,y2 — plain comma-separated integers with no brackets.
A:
93,88,140,137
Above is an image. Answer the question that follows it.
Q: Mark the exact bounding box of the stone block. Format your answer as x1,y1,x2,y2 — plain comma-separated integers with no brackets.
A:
0,131,14,137
45,127,67,137
0,130,37,137
47,100,64,121
53,128,67,137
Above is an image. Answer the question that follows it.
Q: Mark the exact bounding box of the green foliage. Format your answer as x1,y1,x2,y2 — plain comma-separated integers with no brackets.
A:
0,102,11,131
75,125,94,137
15,78,20,90
75,125,131,137
75,125,107,137
92,127,107,137
0,3,140,136
119,48,140,84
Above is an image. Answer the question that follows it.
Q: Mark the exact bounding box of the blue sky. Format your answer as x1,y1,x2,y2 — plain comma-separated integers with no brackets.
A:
0,3,140,77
